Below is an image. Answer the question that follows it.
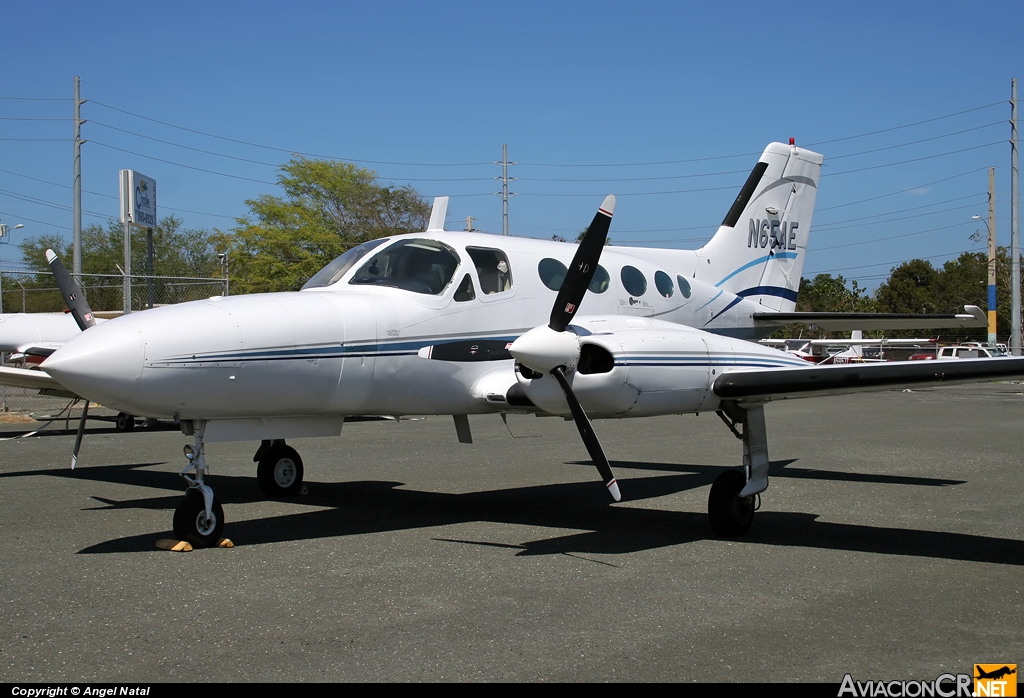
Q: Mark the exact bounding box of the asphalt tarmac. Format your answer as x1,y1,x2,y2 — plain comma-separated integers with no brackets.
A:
1,383,1021,682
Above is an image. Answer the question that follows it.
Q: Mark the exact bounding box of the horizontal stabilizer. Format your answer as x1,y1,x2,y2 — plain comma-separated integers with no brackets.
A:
753,305,986,331
15,342,62,357
0,365,70,393
714,356,1024,402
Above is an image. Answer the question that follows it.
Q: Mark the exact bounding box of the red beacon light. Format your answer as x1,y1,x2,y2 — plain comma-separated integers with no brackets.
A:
789,137,795,145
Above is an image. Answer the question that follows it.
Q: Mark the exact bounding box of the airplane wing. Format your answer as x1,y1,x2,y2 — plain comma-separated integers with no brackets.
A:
0,365,76,396
713,356,1024,402
752,305,986,331
15,342,63,357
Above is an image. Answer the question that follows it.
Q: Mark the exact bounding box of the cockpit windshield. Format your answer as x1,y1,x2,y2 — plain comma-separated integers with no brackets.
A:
349,238,461,295
301,238,389,290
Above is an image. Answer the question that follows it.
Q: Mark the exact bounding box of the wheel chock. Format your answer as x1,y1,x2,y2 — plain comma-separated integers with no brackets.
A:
155,537,233,551
155,538,193,552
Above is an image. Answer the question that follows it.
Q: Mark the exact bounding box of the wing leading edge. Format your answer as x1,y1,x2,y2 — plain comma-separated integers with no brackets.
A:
713,356,1024,401
752,305,986,331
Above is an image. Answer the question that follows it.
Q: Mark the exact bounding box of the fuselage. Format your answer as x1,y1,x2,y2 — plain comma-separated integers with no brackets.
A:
41,231,806,423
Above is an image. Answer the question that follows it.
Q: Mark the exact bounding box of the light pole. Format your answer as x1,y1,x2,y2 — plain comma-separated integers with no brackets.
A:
0,219,23,414
0,221,25,315
973,215,998,346
218,252,229,296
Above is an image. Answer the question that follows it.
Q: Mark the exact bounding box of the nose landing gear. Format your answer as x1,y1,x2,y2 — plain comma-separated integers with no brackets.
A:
173,420,226,548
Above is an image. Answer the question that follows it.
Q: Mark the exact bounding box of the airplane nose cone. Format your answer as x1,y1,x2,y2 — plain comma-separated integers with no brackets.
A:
43,324,145,406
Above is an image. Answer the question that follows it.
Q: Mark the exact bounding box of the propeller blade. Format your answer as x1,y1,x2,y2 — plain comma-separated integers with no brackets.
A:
45,249,97,331
549,195,615,333
71,400,89,470
550,366,620,501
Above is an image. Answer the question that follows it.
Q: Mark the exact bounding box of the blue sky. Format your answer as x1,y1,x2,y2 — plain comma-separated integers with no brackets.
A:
1,1,1022,290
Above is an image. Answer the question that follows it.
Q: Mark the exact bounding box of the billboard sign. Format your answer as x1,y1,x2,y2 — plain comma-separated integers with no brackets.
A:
119,170,157,228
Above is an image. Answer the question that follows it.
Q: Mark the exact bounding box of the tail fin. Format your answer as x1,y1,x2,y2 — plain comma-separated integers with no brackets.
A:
695,142,823,312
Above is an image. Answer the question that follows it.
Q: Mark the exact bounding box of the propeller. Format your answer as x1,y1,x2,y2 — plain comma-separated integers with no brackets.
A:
508,195,621,501
46,249,97,331
45,249,96,468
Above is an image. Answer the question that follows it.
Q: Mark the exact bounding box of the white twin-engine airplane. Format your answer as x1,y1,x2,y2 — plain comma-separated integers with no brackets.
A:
10,141,1023,547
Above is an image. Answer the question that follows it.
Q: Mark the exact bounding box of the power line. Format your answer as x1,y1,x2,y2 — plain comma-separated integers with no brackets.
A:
807,245,986,275
0,96,71,101
89,140,278,185
815,192,985,228
814,221,973,252
815,201,985,233
0,167,242,220
823,141,1003,177
89,100,493,167
816,168,988,212
803,101,1004,148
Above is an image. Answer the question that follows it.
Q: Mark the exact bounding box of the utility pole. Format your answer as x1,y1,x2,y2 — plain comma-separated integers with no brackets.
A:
988,167,997,346
495,144,516,236
73,76,85,277
1012,78,1020,355
463,215,477,232
146,228,154,309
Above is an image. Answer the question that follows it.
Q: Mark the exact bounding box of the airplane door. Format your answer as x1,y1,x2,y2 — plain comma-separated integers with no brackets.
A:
332,298,378,413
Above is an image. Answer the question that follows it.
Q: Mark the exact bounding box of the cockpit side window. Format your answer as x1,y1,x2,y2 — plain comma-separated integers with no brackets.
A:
466,247,513,294
454,274,476,302
349,239,461,295
301,238,389,290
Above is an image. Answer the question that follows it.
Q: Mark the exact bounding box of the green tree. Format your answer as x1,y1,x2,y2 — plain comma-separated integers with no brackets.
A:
797,273,875,314
873,259,940,315
772,273,876,338
224,158,430,293
15,215,223,312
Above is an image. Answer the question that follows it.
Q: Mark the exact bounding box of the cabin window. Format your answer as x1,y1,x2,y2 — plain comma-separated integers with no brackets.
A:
589,265,610,294
349,238,460,295
620,266,647,296
454,274,476,302
302,238,389,289
677,275,692,299
654,271,674,298
538,258,567,292
467,247,513,294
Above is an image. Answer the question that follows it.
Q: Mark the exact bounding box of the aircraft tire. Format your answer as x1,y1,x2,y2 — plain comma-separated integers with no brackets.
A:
173,489,225,548
257,445,304,498
115,413,136,432
708,469,754,537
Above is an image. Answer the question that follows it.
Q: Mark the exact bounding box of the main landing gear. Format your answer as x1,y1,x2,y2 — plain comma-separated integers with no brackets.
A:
710,402,769,537
254,439,304,498
173,420,225,548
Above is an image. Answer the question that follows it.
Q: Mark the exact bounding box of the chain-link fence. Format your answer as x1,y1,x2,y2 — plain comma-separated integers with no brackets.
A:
0,270,228,415
0,270,228,314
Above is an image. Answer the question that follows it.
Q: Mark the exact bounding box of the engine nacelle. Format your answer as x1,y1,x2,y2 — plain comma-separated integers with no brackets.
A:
512,317,722,419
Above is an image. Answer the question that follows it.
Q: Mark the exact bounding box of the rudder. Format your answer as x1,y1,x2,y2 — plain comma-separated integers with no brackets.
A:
695,142,823,312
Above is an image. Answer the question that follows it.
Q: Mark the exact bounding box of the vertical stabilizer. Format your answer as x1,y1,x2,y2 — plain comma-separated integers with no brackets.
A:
695,143,823,312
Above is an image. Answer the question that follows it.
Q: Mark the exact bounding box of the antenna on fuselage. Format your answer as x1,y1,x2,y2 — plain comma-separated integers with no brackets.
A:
427,196,449,232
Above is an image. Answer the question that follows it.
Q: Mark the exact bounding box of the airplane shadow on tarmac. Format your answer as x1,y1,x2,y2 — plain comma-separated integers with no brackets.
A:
1,457,1018,567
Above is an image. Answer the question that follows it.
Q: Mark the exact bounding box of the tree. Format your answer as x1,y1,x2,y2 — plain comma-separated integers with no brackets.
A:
773,273,876,338
15,215,223,312
873,259,940,315
797,273,875,314
224,158,430,293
